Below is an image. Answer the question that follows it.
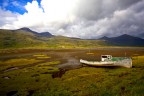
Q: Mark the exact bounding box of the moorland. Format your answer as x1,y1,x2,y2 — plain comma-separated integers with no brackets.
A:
0,48,144,96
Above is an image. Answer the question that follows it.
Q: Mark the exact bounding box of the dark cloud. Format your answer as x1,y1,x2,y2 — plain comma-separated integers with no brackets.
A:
118,0,142,8
65,0,144,39
74,0,142,21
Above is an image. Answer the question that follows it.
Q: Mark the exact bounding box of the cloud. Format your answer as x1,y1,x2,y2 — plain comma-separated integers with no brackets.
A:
0,8,19,29
62,0,144,38
0,0,144,39
14,1,44,28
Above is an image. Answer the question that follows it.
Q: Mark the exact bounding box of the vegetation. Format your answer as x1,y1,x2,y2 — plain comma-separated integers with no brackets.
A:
0,48,144,96
0,29,110,49
0,58,42,72
33,55,144,96
0,28,144,95
0,29,46,48
1,28,144,49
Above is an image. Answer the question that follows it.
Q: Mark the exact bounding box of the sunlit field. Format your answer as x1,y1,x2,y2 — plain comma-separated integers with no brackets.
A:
0,47,144,96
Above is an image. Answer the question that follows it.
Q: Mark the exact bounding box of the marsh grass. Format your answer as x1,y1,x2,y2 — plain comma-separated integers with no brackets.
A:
86,52,95,55
33,55,144,96
0,48,144,96
0,61,59,96
0,58,41,71
37,61,61,66
33,54,51,59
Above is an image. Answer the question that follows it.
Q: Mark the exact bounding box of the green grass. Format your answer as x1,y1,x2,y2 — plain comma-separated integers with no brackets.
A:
37,61,61,66
0,49,144,96
0,60,60,96
34,55,144,96
0,58,42,72
33,54,51,59
0,29,47,49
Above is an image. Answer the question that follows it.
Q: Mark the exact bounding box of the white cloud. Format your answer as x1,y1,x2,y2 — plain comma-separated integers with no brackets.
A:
0,0,144,39
14,0,78,34
14,1,44,28
0,8,19,29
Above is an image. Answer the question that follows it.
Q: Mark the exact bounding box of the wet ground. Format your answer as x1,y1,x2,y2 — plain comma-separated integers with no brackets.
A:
1,48,144,76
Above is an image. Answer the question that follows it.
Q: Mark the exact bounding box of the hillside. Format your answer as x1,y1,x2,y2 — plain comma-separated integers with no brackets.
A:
135,33,144,39
17,27,53,37
0,28,108,49
1,28,144,49
100,34,144,46
0,29,48,48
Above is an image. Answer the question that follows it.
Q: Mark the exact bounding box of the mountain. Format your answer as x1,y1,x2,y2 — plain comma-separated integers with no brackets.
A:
17,27,53,37
135,33,144,39
1,28,144,49
99,36,110,40
38,32,53,37
0,28,47,48
17,27,36,33
99,34,144,46
0,28,107,48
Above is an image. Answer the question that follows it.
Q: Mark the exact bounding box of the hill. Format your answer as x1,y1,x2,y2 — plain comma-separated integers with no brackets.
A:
16,27,53,37
0,28,48,48
1,28,144,49
135,33,144,39
0,28,108,48
99,34,144,46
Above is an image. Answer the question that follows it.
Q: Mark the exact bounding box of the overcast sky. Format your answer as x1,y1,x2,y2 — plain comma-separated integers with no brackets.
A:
0,0,144,39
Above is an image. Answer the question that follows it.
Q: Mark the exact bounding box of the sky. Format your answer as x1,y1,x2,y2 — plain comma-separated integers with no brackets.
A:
0,0,144,39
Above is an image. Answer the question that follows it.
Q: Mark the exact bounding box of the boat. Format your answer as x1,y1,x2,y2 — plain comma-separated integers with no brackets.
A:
80,55,132,68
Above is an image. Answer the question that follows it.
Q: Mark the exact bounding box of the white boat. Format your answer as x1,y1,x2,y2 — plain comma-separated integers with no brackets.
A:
80,55,132,68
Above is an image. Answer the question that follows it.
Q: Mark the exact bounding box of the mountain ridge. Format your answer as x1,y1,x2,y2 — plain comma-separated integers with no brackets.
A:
0,28,144,48
0,28,107,48
16,27,53,37
99,34,144,46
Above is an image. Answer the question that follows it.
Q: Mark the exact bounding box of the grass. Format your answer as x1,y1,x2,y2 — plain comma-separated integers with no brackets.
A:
38,61,61,66
0,58,42,72
38,55,144,96
33,54,47,57
33,54,51,59
0,60,60,96
0,48,144,96
44,55,141,95
86,52,95,55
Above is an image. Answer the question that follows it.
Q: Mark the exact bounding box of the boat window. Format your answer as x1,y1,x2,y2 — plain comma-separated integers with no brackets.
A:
102,56,107,58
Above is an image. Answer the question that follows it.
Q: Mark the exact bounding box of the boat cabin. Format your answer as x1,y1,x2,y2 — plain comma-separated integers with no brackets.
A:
101,55,112,61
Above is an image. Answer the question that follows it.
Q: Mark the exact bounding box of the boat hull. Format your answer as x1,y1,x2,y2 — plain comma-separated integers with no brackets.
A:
80,58,132,68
